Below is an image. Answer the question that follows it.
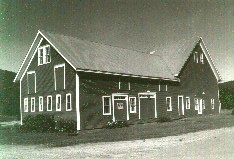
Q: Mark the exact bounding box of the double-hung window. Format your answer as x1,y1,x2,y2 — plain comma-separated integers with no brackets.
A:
202,99,205,109
38,45,51,65
200,53,204,64
56,94,61,111
31,97,35,112
47,96,52,111
211,99,215,109
129,97,136,113
166,97,172,111
66,93,72,111
185,97,190,109
24,98,28,112
39,96,43,112
102,96,111,115
194,98,199,110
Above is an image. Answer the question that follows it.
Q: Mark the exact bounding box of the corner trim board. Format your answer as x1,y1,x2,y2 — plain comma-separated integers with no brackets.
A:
76,74,80,130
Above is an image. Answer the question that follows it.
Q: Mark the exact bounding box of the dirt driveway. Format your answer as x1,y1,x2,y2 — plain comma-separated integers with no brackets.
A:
1,127,233,159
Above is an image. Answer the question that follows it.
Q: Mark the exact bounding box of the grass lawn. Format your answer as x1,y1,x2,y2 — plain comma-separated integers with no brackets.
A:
1,109,234,147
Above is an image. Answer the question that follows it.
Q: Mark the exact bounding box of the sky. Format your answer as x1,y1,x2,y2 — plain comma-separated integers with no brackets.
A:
1,0,234,81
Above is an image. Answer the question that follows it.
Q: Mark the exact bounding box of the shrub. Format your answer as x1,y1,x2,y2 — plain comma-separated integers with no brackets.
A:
158,116,172,123
231,110,234,115
105,120,129,129
55,118,77,133
21,114,55,133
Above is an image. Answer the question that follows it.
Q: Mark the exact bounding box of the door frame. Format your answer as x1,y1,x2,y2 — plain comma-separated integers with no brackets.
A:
178,95,184,116
138,92,157,119
112,93,129,121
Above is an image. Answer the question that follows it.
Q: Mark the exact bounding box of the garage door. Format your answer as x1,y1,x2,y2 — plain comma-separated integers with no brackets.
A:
139,93,156,120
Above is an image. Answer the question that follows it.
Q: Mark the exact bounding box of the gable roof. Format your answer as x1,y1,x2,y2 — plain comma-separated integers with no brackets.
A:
14,30,222,82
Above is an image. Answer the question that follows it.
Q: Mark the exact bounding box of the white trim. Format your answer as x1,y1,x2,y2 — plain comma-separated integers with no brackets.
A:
20,80,22,125
185,97,190,109
128,82,131,90
158,83,161,91
66,93,72,111
76,74,80,130
194,52,199,63
27,71,36,94
129,97,137,113
178,96,184,116
111,94,129,121
199,39,222,81
198,99,203,114
211,98,215,109
39,96,43,112
20,38,43,82
24,98,28,112
47,95,52,111
138,92,157,119
200,53,204,64
14,31,41,82
202,99,205,109
54,63,66,90
194,98,198,110
165,85,168,91
31,97,35,112
102,96,112,115
219,102,221,113
166,97,172,111
38,44,51,65
56,94,62,111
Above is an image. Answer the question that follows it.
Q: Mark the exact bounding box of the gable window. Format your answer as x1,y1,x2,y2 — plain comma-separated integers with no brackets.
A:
39,96,43,112
54,64,65,90
194,52,198,63
166,97,172,111
66,93,72,111
31,97,35,112
38,45,51,65
129,97,136,113
27,71,36,94
185,97,190,109
47,95,52,111
102,96,111,115
211,99,215,109
202,99,205,109
56,94,61,111
119,78,130,90
200,53,204,64
194,98,199,110
24,98,28,112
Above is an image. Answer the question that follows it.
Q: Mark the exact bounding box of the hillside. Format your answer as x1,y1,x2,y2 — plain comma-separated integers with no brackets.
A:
0,69,20,116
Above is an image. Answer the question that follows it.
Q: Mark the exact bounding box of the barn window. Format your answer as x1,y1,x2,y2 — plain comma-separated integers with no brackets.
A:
24,98,28,112
194,98,199,110
66,93,72,111
200,53,204,64
27,71,36,94
202,99,205,109
56,94,61,111
31,97,35,112
119,78,130,90
38,45,51,65
159,84,167,92
47,95,52,111
54,63,65,90
185,97,190,109
211,99,215,109
129,97,136,113
166,97,172,111
102,96,111,115
39,96,43,112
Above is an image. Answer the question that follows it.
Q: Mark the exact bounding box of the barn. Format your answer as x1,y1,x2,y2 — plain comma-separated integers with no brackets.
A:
14,30,222,130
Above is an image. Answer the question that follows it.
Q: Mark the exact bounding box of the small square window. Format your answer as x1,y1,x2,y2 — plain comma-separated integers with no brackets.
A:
56,94,61,111
103,96,111,115
117,103,124,109
129,97,136,113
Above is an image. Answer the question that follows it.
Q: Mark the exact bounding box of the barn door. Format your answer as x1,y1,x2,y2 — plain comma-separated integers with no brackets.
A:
112,94,129,121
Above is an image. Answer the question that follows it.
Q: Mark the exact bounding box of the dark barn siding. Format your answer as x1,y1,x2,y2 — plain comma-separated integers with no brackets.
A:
21,39,77,121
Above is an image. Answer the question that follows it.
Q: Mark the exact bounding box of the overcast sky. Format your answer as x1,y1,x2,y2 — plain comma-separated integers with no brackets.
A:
1,0,234,81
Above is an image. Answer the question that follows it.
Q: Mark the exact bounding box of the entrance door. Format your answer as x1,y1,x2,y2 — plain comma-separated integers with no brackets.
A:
178,96,184,116
112,95,129,121
138,92,156,120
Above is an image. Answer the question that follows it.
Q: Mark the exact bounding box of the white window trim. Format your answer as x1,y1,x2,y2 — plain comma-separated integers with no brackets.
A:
194,52,199,63
31,97,35,112
129,97,137,113
195,98,198,110
38,44,51,65
118,79,130,90
211,99,215,109
185,97,190,109
27,71,36,94
202,99,205,109
24,98,28,112
47,95,52,111
39,96,43,112
56,94,61,111
166,97,172,111
200,53,204,64
102,96,111,115
66,93,72,111
54,63,66,90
